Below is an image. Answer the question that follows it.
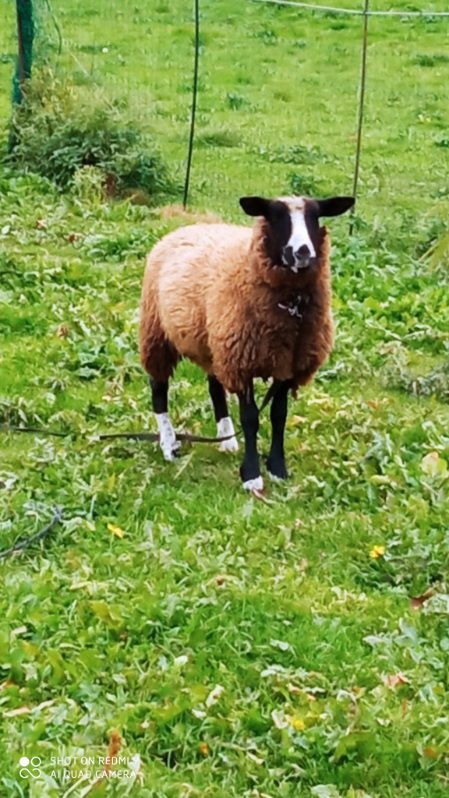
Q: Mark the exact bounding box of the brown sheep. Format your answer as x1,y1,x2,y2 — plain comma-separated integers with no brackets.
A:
140,194,354,490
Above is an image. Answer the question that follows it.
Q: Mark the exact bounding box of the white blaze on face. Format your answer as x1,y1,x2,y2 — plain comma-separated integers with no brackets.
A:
281,197,316,260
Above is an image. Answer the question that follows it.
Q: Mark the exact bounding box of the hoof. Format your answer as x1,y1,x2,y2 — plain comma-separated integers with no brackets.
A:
266,457,288,481
161,447,180,462
219,437,239,453
242,476,264,492
161,439,181,461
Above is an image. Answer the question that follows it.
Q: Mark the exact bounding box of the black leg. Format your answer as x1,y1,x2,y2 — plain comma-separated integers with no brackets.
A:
208,375,229,422
266,380,291,480
150,378,168,413
238,382,261,487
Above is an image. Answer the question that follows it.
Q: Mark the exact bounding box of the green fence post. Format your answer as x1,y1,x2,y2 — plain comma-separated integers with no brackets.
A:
9,0,34,151
12,0,34,105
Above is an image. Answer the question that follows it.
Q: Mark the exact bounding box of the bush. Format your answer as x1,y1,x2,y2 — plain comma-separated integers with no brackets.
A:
6,69,177,202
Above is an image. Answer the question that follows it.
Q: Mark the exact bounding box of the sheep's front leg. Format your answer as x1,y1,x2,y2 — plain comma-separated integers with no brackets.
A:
266,380,292,481
238,383,263,491
150,378,181,461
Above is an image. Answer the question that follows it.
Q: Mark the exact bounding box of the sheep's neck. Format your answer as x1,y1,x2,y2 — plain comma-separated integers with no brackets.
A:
246,227,331,310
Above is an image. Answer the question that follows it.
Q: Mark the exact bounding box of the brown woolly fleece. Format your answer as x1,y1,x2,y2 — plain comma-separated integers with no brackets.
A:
140,220,333,394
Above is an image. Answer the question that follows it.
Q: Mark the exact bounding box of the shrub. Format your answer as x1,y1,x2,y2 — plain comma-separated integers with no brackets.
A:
6,69,177,202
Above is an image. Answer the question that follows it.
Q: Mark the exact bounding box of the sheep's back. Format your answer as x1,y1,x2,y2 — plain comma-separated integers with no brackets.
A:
143,223,251,370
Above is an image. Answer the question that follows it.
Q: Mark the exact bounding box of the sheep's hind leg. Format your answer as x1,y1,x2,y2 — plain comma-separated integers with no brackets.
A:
266,380,292,480
208,375,238,453
238,383,263,491
150,378,181,461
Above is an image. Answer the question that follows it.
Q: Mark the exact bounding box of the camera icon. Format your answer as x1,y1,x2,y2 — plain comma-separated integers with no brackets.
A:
19,756,42,779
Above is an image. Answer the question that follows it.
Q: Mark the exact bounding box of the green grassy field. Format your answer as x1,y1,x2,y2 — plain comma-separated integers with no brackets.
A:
1,1,449,796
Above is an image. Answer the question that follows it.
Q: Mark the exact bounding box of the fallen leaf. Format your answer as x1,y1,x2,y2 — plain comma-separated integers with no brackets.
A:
382,672,410,689
290,415,307,426
423,746,439,759
251,488,274,505
271,709,288,729
411,587,433,610
11,626,27,636
270,638,291,652
311,785,342,798
57,324,70,338
3,706,31,717
421,451,448,477
103,730,121,773
36,218,47,229
108,523,125,539
247,751,264,765
206,684,224,707
198,742,209,756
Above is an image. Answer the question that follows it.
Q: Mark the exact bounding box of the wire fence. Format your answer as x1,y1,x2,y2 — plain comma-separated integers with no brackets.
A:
2,0,449,223
182,0,449,216
253,0,449,16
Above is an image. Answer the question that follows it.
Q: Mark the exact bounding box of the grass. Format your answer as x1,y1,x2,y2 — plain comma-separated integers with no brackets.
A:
1,1,449,796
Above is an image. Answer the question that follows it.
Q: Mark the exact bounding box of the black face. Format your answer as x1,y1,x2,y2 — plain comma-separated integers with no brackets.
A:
239,194,355,272
249,199,293,266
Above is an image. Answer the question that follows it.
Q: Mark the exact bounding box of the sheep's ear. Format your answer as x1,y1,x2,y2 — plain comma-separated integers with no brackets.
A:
239,196,272,218
316,196,355,217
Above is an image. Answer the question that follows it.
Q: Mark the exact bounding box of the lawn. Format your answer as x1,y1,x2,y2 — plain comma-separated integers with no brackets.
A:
0,0,449,796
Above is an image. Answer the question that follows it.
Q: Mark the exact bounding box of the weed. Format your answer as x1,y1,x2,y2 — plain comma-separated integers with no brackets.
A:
6,69,177,202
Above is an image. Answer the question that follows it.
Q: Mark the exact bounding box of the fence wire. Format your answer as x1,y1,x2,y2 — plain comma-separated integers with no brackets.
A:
6,0,449,218
182,0,449,219
252,0,449,17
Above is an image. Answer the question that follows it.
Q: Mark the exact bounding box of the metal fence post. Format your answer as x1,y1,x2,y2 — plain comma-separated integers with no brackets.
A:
183,0,200,208
350,0,369,233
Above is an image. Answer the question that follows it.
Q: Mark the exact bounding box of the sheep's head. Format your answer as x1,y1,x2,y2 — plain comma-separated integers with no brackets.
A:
240,194,354,273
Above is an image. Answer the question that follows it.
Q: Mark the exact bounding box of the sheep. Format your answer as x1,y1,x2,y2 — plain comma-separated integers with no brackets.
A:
140,194,354,490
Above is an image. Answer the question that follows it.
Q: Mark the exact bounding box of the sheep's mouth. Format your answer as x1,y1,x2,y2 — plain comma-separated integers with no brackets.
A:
288,256,317,273
274,256,317,273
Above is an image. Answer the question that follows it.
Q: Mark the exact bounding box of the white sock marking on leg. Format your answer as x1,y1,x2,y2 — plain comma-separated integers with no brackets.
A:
217,416,239,452
156,413,178,461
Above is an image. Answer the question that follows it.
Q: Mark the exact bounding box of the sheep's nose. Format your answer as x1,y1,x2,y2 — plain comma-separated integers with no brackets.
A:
281,245,295,266
296,244,311,259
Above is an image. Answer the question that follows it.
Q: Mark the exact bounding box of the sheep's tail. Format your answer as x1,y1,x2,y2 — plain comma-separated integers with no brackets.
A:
258,379,297,411
258,380,282,412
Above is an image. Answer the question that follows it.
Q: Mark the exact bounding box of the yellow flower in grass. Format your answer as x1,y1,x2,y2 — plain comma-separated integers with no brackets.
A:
370,544,385,560
287,715,305,731
108,523,125,539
